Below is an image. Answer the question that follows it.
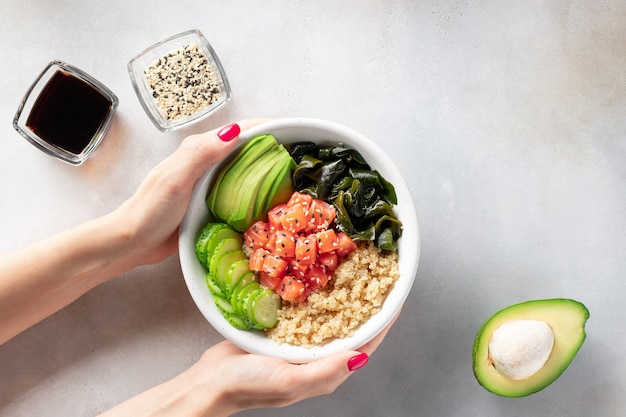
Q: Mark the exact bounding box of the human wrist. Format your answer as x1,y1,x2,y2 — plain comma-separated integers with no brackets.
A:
179,360,238,417
97,362,230,417
84,209,143,279
100,197,172,268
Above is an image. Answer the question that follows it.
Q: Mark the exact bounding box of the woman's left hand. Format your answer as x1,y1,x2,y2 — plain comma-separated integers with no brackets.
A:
114,120,266,267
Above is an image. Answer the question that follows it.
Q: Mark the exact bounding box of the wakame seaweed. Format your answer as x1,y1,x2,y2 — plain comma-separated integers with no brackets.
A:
286,142,402,251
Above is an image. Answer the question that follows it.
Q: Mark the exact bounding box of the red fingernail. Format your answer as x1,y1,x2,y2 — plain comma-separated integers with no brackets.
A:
217,123,241,142
347,352,369,372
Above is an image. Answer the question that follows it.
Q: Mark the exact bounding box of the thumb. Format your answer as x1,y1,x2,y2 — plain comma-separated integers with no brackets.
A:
171,122,241,183
290,311,400,396
288,350,370,397
172,118,273,184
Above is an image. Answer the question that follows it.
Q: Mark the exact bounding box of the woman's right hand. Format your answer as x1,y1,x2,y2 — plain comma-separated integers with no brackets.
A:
99,314,398,417
192,313,399,416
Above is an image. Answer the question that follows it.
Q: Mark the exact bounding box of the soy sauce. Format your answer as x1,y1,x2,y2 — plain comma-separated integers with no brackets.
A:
26,70,113,155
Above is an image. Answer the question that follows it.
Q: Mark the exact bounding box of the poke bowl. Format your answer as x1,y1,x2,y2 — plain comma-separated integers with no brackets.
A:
179,118,420,363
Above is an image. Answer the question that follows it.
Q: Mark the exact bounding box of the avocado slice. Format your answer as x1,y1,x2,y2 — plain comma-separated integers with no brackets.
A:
226,146,285,231
207,133,297,232
252,149,296,220
207,134,277,219
265,152,297,210
472,298,589,397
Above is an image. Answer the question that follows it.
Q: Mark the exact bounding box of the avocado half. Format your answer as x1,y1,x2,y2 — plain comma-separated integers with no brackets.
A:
472,298,589,397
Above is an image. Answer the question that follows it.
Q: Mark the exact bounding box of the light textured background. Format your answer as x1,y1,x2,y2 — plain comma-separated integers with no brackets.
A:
1,1,625,416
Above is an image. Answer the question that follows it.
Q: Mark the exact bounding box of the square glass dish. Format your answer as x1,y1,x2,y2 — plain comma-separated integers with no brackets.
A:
13,61,118,166
128,29,232,132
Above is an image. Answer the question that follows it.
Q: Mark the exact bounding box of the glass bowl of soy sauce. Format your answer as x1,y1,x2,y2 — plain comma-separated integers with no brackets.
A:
13,61,118,165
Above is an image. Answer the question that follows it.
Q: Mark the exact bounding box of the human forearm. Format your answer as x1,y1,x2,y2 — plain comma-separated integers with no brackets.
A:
95,335,380,417
97,362,230,417
0,122,244,345
0,210,138,344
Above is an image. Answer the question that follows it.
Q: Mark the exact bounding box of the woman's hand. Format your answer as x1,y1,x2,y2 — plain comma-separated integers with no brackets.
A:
99,314,399,417
0,115,402,416
113,120,266,268
0,121,265,344
196,314,398,415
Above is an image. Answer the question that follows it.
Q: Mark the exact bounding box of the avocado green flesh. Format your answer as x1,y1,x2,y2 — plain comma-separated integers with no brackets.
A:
206,134,274,210
208,134,277,220
227,147,284,231
254,155,296,218
207,134,296,232
472,298,589,397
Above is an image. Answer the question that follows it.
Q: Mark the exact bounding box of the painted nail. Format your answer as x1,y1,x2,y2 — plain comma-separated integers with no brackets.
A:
217,123,241,142
347,352,369,372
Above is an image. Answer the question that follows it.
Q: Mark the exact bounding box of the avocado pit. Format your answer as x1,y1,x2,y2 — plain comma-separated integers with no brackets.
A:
473,299,589,397
488,319,554,380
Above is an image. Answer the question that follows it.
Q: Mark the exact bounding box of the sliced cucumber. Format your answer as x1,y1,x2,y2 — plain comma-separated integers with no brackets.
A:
231,271,258,294
229,274,258,315
213,250,247,294
195,223,222,268
250,290,281,329
244,287,267,324
214,294,235,315
195,221,281,331
232,282,261,317
208,238,245,282
205,272,225,298
224,259,252,298
205,227,242,266
223,312,252,330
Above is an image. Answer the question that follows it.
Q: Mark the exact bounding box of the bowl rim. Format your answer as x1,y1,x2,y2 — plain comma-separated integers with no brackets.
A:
179,117,420,363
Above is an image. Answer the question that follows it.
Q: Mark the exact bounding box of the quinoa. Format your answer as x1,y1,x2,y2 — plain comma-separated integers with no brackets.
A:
266,242,400,347
144,44,221,120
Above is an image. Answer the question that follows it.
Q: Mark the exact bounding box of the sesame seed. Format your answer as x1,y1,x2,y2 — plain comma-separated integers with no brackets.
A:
144,43,221,121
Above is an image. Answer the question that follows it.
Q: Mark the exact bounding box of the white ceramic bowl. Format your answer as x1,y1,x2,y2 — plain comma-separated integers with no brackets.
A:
179,118,420,363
